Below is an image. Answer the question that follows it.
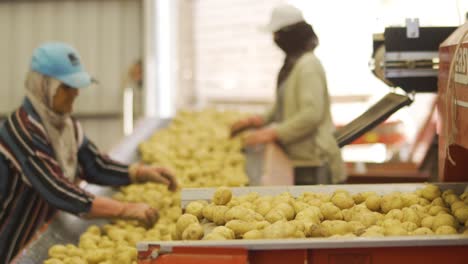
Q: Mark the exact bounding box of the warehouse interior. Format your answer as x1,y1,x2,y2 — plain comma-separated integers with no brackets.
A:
1,0,468,263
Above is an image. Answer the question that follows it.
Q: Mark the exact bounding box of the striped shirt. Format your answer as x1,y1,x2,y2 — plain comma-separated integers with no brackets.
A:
0,98,131,262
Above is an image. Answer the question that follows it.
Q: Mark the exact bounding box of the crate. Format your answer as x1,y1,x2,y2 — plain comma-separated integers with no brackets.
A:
138,183,468,264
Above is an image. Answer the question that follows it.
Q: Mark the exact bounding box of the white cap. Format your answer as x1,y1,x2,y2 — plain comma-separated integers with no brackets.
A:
262,4,304,32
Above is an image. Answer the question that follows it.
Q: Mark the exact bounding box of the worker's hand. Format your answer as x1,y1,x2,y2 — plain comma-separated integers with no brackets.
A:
119,202,159,227
243,128,278,146
230,115,264,137
130,163,178,192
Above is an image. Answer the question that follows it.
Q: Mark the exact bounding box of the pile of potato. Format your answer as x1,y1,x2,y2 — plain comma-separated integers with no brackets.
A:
139,109,249,187
177,184,468,240
44,184,468,263
44,183,181,264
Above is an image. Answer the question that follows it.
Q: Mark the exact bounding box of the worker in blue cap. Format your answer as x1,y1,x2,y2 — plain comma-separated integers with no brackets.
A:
0,42,178,262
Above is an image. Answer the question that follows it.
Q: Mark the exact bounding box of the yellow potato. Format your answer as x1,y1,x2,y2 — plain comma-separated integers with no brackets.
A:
211,226,235,239
331,192,355,209
44,259,64,264
48,245,68,259
320,203,343,220
384,226,408,236
454,207,468,223
176,214,199,238
435,225,458,235
243,229,264,239
412,227,434,235
213,187,233,205
365,195,381,211
421,184,441,201
181,223,204,240
381,193,404,213
385,209,404,221
225,220,257,238
352,191,376,204
185,201,205,220
432,214,458,231
212,205,229,225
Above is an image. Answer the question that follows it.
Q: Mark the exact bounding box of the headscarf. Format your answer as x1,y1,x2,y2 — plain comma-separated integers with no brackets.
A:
275,21,319,86
25,71,78,182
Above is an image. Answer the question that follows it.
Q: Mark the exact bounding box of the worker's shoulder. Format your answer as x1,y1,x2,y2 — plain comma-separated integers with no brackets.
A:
297,52,323,69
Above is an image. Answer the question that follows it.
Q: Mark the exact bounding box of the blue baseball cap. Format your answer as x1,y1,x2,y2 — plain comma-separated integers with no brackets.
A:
31,42,95,89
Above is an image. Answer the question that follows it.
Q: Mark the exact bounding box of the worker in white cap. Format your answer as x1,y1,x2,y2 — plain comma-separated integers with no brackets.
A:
0,42,178,262
231,4,346,185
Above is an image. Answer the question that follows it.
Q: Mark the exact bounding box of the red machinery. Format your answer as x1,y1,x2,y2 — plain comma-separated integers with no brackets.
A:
438,22,468,182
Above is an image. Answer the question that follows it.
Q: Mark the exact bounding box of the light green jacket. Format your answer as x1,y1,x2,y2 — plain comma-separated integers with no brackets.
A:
264,52,347,183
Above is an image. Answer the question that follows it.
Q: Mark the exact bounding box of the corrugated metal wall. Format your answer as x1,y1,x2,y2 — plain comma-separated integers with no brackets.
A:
0,0,142,150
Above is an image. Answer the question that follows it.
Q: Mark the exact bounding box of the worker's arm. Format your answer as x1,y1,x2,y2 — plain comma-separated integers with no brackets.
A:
262,102,277,125
77,136,131,186
0,153,9,206
86,196,159,226
78,135,178,191
275,65,326,145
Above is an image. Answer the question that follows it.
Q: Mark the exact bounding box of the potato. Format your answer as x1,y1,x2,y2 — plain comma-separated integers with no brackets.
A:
385,209,403,221
428,206,450,216
367,225,385,233
365,195,381,211
381,193,404,213
454,207,468,223
263,221,297,239
306,198,323,207
412,227,434,235
243,229,264,239
225,220,257,238
274,203,296,220
445,194,460,205
64,257,87,264
85,249,108,264
451,201,465,212
401,221,418,232
182,223,204,240
48,245,68,259
320,203,343,220
360,231,384,237
225,206,261,222
435,225,458,235
347,221,366,235
442,189,455,199
331,192,355,209
295,206,323,222
204,233,228,240
202,204,216,221
211,226,235,239
86,225,101,236
421,184,441,201
384,226,408,236
44,259,64,264
431,197,446,207
421,216,434,229
185,201,205,220
432,214,458,231
176,214,199,238
320,220,352,237
212,205,229,225
402,208,421,226
380,219,401,229
213,187,232,205
401,193,420,207
352,191,376,204
255,201,273,216
351,212,379,228
289,220,306,233
306,223,323,237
